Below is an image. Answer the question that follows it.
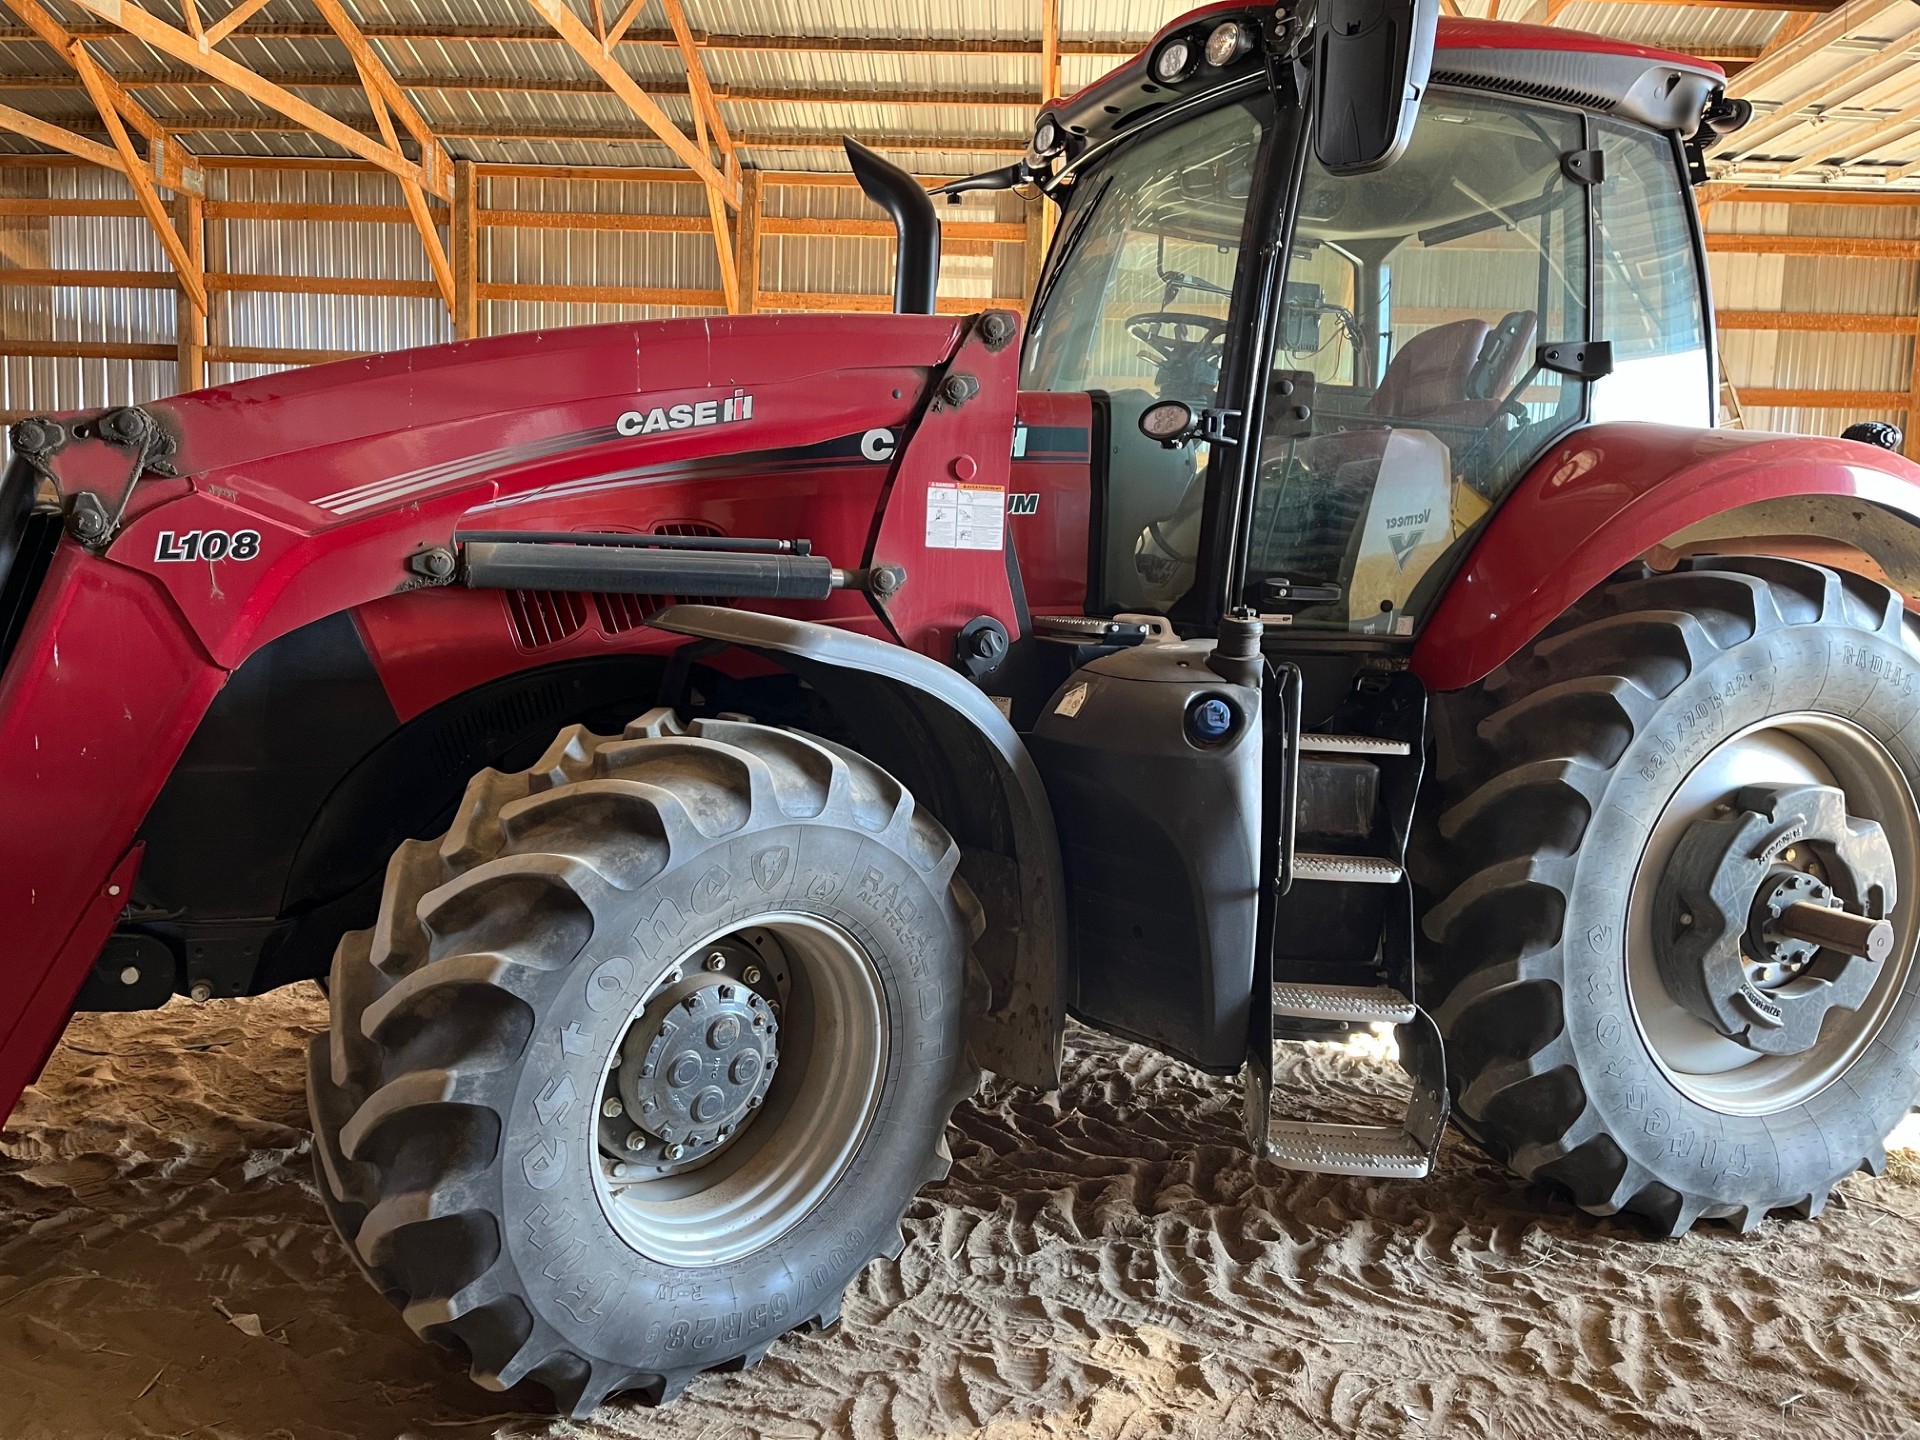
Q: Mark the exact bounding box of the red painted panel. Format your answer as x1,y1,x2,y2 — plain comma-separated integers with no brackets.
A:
867,319,1024,659
1415,425,1920,692
0,547,224,1116
1009,391,1094,615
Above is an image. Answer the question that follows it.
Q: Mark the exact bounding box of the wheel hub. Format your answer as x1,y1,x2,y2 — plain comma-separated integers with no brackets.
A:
1654,782,1898,1055
603,944,780,1177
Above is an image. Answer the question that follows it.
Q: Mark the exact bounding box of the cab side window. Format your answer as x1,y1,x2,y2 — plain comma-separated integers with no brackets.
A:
1589,121,1713,427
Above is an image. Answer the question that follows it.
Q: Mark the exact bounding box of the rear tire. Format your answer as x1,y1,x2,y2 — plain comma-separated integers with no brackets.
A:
307,709,980,1413
1414,557,1920,1235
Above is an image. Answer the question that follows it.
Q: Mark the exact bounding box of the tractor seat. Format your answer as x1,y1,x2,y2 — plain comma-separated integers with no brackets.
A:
1368,318,1489,420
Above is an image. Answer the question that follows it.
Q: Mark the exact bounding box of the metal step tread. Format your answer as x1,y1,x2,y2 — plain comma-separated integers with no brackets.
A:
1299,732,1412,757
1273,981,1416,1025
1265,1121,1432,1178
1293,852,1404,885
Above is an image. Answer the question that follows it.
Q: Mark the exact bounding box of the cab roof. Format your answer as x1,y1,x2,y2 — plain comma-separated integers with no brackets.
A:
1044,6,1725,166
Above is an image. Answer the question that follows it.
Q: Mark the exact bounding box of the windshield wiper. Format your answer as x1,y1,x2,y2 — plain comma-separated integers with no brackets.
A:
1028,173,1115,327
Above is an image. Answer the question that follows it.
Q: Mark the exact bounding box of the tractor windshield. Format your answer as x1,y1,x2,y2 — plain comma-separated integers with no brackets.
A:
1021,93,1274,615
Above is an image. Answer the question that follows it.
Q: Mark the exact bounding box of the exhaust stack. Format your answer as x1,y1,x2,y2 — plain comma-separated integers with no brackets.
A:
844,137,940,315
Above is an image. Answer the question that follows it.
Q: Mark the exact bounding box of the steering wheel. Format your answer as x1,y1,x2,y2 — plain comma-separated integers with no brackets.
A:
1128,312,1229,398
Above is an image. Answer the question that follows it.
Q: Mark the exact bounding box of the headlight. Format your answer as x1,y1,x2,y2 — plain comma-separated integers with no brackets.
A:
1151,36,1196,83
1139,399,1196,444
1205,21,1253,67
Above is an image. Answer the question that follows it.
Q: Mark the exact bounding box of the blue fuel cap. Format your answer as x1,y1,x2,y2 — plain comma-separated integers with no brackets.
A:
1187,696,1235,745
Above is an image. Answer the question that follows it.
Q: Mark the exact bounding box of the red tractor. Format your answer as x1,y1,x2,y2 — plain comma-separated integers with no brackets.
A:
3,0,1917,1414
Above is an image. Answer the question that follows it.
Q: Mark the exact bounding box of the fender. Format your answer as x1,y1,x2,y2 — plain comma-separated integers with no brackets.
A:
1415,424,1920,691
649,603,1067,1088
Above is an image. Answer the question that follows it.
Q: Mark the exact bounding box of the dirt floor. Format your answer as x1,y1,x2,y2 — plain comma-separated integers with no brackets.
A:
3,988,1920,1440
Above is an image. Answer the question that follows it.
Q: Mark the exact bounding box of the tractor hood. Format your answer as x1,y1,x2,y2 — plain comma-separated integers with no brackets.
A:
18,312,998,669
132,313,968,514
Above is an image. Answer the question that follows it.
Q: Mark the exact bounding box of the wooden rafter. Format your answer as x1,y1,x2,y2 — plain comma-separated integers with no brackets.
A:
1726,31,1920,158
0,71,1116,108
311,0,455,198
63,0,447,198
1779,93,1920,176
658,0,738,311
0,99,121,168
1728,0,1910,100
349,52,455,312
5,0,200,191
203,0,276,48
604,0,647,50
521,0,738,204
68,41,206,311
4,21,1155,56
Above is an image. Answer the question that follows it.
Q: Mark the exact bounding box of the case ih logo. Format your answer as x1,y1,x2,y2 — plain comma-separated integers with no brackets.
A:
617,391,754,437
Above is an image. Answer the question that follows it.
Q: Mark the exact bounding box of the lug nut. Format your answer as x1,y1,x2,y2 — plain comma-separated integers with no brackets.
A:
665,1143,686,1160
189,981,213,1002
705,952,727,971
603,1097,624,1118
743,965,762,984
611,1162,631,1179
625,1130,647,1151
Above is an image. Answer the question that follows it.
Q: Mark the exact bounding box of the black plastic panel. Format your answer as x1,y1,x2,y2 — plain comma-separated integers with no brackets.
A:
1028,640,1262,1072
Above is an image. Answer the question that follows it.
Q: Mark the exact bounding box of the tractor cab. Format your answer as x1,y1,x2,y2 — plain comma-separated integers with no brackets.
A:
1019,3,1728,639
997,0,1749,1175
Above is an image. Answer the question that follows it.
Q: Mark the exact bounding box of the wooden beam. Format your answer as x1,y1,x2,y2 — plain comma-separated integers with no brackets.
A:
659,0,738,309
203,0,276,48
474,281,721,306
735,167,762,315
5,0,200,191
0,100,122,169
1727,0,1912,101
1706,232,1920,258
351,53,454,313
660,0,733,162
4,22,1151,57
604,0,648,51
174,190,203,391
1738,387,1910,409
1040,0,1061,103
452,157,480,339
1780,95,1920,176
68,41,206,312
520,0,738,204
1703,185,1920,205
758,289,1026,315
1716,309,1917,332
63,0,444,198
311,0,454,199
29,107,1032,154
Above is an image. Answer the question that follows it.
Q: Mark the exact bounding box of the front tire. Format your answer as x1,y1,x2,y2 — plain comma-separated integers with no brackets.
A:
1415,557,1920,1235
307,710,981,1413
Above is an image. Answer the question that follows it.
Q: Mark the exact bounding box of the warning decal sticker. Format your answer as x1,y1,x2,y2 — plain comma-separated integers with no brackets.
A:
926,482,1006,551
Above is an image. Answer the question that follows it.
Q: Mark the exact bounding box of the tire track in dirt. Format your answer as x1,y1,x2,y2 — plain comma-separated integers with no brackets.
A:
3,990,1918,1439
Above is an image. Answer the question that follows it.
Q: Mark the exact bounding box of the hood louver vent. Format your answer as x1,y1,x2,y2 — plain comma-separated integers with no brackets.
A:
505,587,588,649
502,521,731,647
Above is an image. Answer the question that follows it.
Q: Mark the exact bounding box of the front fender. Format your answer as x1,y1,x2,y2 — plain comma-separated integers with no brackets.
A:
1415,424,1920,691
649,604,1066,1088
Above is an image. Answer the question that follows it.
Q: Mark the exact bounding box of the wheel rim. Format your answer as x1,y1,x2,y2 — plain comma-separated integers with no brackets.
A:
1626,712,1920,1115
588,913,888,1265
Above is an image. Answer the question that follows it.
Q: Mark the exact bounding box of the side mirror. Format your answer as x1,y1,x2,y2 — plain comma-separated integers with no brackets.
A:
1300,0,1440,176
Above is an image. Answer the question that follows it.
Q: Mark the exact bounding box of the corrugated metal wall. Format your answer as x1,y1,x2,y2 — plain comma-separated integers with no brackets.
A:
1709,198,1920,437
0,159,1036,416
